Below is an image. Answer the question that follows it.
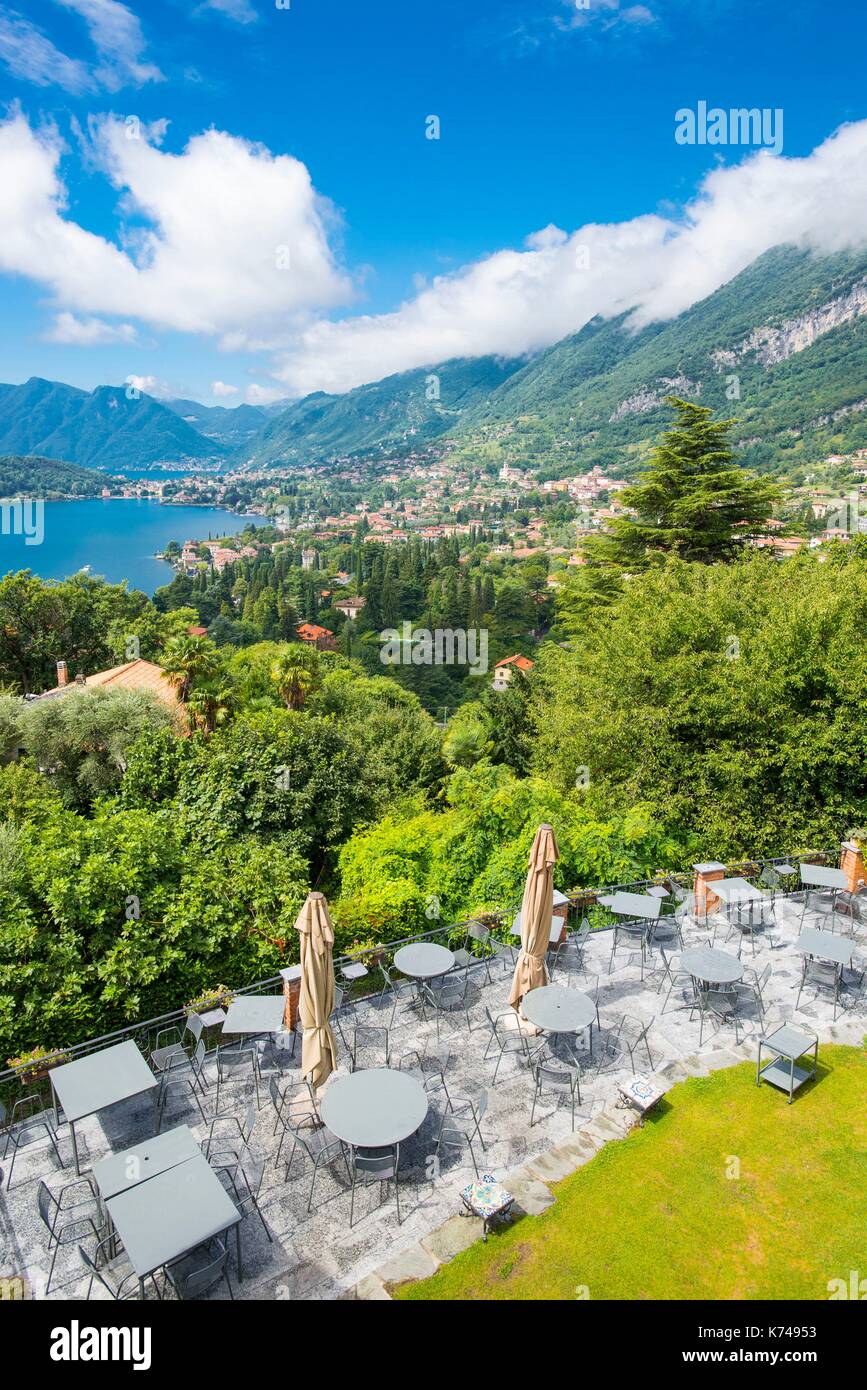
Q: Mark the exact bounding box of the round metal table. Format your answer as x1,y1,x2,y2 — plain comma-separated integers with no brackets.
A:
320,1068,428,1148
680,946,744,987
521,984,596,1034
394,942,455,979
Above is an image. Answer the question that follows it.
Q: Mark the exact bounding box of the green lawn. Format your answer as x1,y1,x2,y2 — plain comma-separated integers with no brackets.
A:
395,1046,867,1301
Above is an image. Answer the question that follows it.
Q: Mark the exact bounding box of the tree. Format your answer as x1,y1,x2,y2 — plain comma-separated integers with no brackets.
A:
186,677,237,735
529,548,867,857
161,634,221,703
587,397,779,568
271,645,321,711
17,688,175,809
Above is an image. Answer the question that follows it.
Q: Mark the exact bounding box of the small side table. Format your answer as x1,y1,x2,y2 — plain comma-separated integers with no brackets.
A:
617,1074,664,1126
197,1008,227,1052
756,1024,818,1104
459,1173,514,1242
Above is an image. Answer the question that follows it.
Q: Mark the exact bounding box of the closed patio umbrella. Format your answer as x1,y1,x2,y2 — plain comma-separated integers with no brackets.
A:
294,891,338,1089
509,823,560,1011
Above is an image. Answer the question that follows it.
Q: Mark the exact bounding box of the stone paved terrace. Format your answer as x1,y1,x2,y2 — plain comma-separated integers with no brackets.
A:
2,891,865,1301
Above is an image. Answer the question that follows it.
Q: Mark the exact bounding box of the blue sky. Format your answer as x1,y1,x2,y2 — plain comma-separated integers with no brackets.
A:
0,0,866,403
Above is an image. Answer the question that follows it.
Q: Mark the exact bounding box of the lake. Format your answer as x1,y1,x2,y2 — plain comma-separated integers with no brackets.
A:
0,498,269,594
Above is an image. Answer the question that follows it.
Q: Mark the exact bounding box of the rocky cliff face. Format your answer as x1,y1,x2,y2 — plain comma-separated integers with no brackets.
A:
609,375,701,422
711,279,867,370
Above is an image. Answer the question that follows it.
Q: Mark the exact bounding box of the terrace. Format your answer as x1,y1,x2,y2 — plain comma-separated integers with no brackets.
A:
1,851,865,1302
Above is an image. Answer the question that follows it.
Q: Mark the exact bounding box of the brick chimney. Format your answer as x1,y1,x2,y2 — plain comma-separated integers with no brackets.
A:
692,861,727,917
56,660,68,688
280,964,302,1032
840,840,866,895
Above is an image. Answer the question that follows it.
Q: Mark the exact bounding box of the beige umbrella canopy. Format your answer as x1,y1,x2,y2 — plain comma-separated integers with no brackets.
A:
509,823,560,1011
294,891,338,1089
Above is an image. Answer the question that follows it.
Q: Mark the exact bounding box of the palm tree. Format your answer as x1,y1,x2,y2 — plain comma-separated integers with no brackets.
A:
186,678,236,734
161,635,221,704
271,645,321,711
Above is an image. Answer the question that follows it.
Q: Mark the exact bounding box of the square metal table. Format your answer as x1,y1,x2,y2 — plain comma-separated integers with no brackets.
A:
509,913,563,943
92,1124,200,1201
221,994,286,1036
795,928,854,969
714,877,767,905
50,1040,159,1175
756,1024,818,1103
105,1150,242,1297
799,864,847,889
597,891,663,920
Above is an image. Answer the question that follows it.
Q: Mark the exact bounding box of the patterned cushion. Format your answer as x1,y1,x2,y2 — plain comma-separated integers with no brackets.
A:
461,1173,514,1219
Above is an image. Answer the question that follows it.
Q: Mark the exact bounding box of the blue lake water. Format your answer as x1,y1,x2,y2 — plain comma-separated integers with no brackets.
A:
0,498,269,594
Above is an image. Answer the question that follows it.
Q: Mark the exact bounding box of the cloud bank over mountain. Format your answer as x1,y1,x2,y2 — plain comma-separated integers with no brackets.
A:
1,105,866,399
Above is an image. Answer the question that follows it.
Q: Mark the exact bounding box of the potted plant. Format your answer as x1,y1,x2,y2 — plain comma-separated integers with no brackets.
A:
6,1045,70,1086
184,984,235,1017
846,827,867,850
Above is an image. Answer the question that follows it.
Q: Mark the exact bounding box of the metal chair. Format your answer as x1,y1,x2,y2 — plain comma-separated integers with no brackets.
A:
268,1075,319,1140
657,949,698,1013
377,963,420,1027
530,1057,581,1130
488,933,518,976
395,1046,453,1109
436,1091,488,1178
452,920,493,979
349,1143,402,1226
547,933,567,980
734,963,772,1023
647,912,684,955
215,1039,260,1113
483,1006,530,1083
566,918,592,974
606,1014,655,1073
338,957,369,1002
149,1012,204,1078
330,985,351,1050
37,1176,104,1293
164,1238,234,1300
1,1093,64,1188
221,1155,273,1243
156,1039,209,1130
282,1113,351,1209
78,1238,143,1301
423,973,471,1041
608,917,650,977
795,956,841,1021
691,987,741,1045
203,1100,256,1171
350,1023,390,1071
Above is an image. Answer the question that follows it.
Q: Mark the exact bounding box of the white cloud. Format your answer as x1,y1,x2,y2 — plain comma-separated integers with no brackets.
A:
126,373,172,397
0,110,351,339
0,1,162,94
268,120,867,395
43,310,138,344
55,0,163,90
245,382,286,405
200,0,259,24
211,379,239,396
3,109,867,399
0,12,93,93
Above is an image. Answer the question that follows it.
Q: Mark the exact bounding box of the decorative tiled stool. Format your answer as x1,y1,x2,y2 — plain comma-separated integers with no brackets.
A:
616,1074,664,1125
459,1173,515,1242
